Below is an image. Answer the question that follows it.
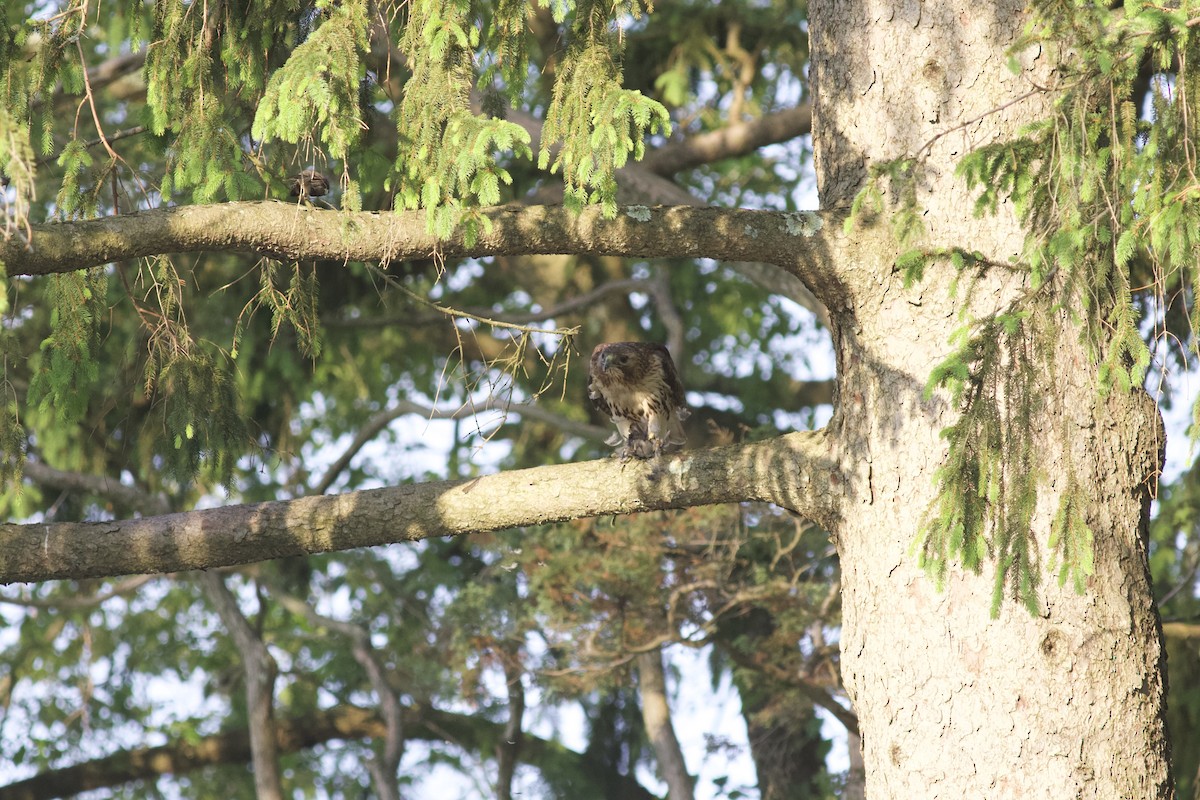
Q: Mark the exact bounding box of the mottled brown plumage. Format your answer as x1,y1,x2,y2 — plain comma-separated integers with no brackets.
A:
288,168,330,201
588,342,689,460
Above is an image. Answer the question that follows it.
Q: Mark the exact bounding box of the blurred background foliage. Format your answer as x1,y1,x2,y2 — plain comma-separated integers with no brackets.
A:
0,0,1196,798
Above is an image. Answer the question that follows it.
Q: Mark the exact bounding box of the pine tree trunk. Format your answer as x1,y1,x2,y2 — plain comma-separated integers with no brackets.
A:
809,0,1173,796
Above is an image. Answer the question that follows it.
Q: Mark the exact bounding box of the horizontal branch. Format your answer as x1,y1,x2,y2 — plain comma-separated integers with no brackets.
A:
324,276,656,339
0,204,862,313
0,704,659,800
641,105,813,175
0,432,840,584
1162,621,1200,640
22,459,170,516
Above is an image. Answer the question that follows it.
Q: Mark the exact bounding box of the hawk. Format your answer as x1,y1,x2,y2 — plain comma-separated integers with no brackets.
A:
588,342,690,460
288,168,330,202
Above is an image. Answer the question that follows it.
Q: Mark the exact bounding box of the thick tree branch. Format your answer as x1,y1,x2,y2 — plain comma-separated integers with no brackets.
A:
0,432,839,584
0,204,858,313
0,704,660,800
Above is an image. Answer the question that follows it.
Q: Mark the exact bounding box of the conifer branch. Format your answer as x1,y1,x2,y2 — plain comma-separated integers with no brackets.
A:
75,38,121,167
34,125,147,168
29,49,147,112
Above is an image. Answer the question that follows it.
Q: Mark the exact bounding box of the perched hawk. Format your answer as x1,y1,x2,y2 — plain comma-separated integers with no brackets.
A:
288,168,330,202
588,342,690,460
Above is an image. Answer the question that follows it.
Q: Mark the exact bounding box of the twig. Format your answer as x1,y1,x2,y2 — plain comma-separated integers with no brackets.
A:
915,87,1044,159
378,269,579,338
35,126,148,169
76,39,120,156
0,575,157,609
325,277,652,329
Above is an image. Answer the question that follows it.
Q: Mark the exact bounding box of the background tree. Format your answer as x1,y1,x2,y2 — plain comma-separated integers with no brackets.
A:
0,1,1196,799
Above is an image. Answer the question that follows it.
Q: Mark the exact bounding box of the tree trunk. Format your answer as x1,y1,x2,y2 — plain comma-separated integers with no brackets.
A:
637,649,694,800
496,656,525,800
196,573,285,800
723,608,830,799
810,0,1173,796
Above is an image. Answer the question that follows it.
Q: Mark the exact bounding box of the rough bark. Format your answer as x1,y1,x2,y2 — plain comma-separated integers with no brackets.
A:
810,0,1172,796
0,204,846,287
0,201,841,331
0,8,1175,797
637,649,694,800
0,430,838,584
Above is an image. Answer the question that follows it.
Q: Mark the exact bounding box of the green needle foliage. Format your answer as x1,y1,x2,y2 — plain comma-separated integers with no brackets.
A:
855,1,1199,616
0,0,676,493
914,309,1050,617
252,0,369,163
28,270,105,426
539,0,672,216
963,3,1198,387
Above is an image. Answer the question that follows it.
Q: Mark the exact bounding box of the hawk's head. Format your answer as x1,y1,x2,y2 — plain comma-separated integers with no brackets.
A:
590,342,645,383
587,341,689,459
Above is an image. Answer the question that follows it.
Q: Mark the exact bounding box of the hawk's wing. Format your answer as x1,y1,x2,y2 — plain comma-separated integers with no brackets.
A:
646,343,687,413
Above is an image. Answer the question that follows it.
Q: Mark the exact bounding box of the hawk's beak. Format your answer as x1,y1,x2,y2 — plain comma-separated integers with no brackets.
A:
601,353,613,370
